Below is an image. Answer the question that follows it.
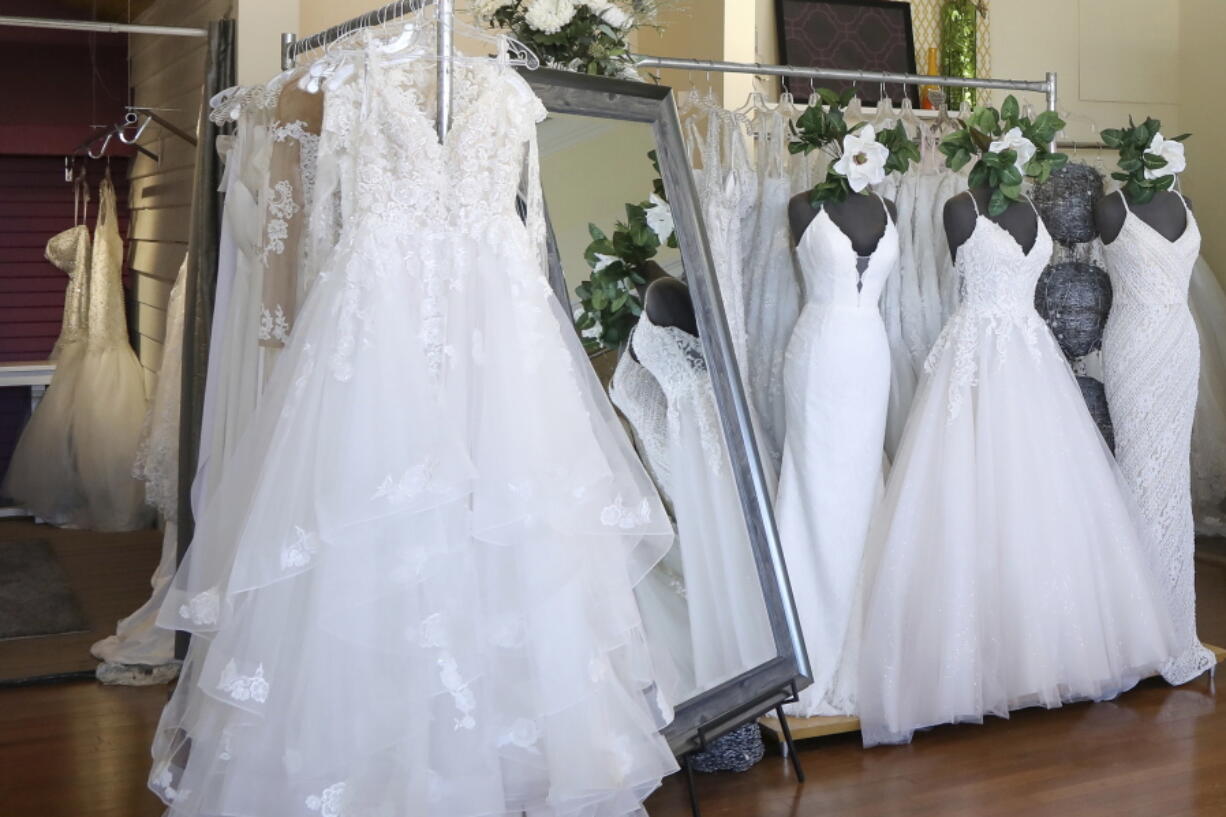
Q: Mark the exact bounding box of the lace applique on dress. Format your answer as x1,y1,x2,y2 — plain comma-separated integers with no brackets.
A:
218,660,270,703
306,782,347,816
179,588,220,626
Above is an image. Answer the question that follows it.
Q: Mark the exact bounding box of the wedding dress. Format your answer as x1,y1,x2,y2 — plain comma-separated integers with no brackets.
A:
71,174,150,531
1101,194,1216,685
150,49,677,817
742,112,801,472
608,347,696,703
857,196,1180,746
686,109,752,372
193,102,273,512
632,314,774,692
2,225,91,521
775,198,896,717
92,257,188,675
1190,256,1226,535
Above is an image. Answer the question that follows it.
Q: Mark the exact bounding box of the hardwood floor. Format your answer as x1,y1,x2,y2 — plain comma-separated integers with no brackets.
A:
1,550,1225,816
0,519,162,683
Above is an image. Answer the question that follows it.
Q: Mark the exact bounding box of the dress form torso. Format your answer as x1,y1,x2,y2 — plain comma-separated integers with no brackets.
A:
789,191,898,254
944,187,1040,261
1095,189,1190,245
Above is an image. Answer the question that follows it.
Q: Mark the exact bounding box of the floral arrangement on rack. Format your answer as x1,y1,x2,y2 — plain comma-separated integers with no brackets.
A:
472,0,664,80
1100,116,1190,205
573,151,676,352
939,95,1067,216
788,87,921,206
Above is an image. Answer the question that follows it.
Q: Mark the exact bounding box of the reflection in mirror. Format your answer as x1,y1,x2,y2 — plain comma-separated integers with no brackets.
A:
538,112,776,706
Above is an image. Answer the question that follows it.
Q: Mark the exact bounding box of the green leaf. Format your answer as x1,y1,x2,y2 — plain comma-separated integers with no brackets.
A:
816,87,842,106
987,188,1009,218
588,223,607,242
1172,132,1192,142
1100,128,1124,148
1000,95,1020,124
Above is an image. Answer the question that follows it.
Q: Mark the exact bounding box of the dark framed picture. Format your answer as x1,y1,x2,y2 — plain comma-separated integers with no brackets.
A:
776,0,919,107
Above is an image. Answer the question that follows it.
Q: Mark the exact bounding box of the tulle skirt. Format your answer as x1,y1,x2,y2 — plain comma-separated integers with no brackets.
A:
150,214,678,817
856,310,1179,746
2,342,86,524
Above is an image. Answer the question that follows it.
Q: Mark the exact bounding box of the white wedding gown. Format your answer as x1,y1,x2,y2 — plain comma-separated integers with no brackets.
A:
631,316,775,693
775,199,896,717
742,112,801,472
1101,195,1216,685
150,51,677,817
3,224,91,521
856,197,1180,746
1190,256,1226,535
92,257,189,673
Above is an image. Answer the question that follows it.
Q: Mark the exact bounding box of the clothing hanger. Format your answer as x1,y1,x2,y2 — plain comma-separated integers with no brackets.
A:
897,84,921,140
846,80,863,123
872,81,895,129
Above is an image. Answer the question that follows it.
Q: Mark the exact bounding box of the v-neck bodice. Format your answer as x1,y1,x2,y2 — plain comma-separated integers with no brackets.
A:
1104,194,1201,308
795,201,899,312
955,197,1054,318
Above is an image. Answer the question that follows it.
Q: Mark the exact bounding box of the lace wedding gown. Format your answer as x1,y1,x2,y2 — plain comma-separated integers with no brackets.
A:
1190,256,1226,535
630,316,775,692
92,257,188,674
1101,195,1216,685
609,347,695,703
2,225,91,521
775,199,896,717
856,197,1180,746
150,51,677,817
742,112,801,472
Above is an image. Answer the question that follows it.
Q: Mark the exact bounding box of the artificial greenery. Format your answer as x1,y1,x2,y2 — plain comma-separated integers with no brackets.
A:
939,95,1068,217
788,87,921,207
573,151,676,352
1100,116,1190,205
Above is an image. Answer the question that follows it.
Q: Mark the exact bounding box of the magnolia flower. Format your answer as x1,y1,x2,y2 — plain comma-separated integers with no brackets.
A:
644,194,674,243
1144,132,1186,179
832,124,889,193
988,126,1036,174
523,0,576,33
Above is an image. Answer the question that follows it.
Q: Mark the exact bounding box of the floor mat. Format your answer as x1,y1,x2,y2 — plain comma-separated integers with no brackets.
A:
0,540,87,639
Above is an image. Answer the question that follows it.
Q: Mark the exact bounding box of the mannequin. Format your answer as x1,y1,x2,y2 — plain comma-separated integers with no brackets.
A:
1094,189,1192,245
638,260,699,337
789,191,898,252
944,186,1040,260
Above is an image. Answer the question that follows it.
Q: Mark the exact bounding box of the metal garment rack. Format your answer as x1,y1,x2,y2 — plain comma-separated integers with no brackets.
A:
633,55,1059,113
0,14,206,37
279,0,454,139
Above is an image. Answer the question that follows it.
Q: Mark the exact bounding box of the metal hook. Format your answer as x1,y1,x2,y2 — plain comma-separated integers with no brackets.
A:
115,111,152,145
87,130,114,159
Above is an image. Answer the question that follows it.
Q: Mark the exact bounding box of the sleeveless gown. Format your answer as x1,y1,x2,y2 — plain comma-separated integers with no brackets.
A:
1101,195,1216,685
856,197,1180,746
776,200,896,717
149,50,677,817
2,225,91,522
631,315,775,693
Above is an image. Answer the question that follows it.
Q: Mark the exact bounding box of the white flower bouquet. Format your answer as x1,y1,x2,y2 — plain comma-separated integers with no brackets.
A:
472,0,666,80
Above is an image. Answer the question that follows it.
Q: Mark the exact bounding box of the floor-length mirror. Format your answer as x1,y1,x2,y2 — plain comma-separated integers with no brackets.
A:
525,70,810,754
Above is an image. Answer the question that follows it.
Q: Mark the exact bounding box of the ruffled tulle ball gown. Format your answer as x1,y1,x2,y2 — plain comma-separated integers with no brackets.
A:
2,224,90,521
856,194,1180,746
775,196,896,717
149,48,677,817
1101,193,1216,684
